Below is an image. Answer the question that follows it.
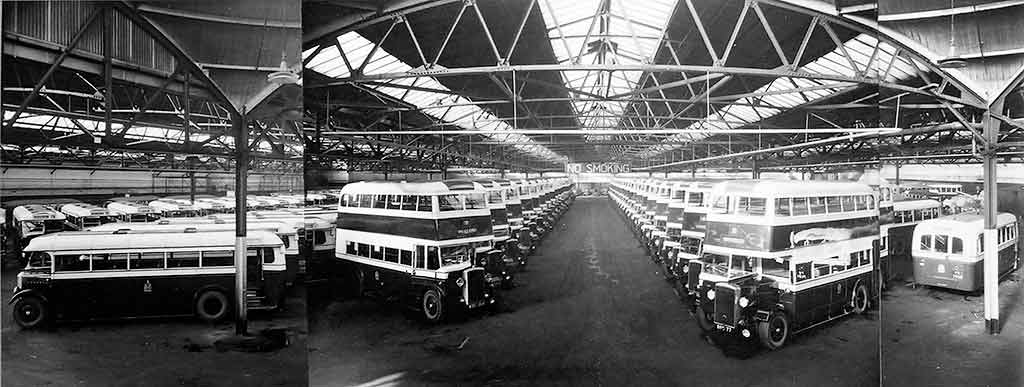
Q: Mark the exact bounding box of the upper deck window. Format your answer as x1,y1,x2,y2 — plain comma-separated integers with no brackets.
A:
792,198,809,216
809,197,827,215
487,190,501,203
465,194,487,210
736,197,766,216
439,195,462,211
416,196,433,212
775,198,791,216
672,190,686,200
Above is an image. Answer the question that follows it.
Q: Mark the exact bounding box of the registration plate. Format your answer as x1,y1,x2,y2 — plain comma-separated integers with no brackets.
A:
715,323,734,333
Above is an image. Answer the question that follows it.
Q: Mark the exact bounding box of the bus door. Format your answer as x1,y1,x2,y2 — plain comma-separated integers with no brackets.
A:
246,248,266,288
920,234,955,283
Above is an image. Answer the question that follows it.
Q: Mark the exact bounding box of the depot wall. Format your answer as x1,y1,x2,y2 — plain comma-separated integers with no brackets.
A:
1,167,303,200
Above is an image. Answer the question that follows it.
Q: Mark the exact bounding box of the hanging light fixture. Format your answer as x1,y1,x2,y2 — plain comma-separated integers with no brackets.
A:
267,52,300,85
937,0,968,69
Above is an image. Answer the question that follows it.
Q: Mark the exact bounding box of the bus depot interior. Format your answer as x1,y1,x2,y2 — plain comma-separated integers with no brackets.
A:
3,1,1024,386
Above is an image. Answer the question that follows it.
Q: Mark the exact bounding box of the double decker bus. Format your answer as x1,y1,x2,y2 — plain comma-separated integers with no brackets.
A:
107,201,162,223
10,230,286,329
10,205,66,249
690,180,879,349
59,203,117,230
336,181,497,322
475,179,517,285
513,179,539,255
668,181,715,294
497,179,526,267
912,213,1018,292
647,180,673,258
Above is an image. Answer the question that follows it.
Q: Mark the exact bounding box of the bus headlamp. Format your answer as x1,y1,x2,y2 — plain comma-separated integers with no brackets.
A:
707,289,716,300
456,278,465,287
738,296,750,308
741,329,751,338
682,265,689,273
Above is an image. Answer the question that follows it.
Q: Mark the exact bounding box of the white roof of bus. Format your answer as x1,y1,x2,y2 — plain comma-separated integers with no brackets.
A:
914,212,1016,234
61,203,111,217
107,201,158,214
893,199,942,211
340,181,485,195
12,205,66,221
87,222,297,234
713,180,874,197
23,230,282,252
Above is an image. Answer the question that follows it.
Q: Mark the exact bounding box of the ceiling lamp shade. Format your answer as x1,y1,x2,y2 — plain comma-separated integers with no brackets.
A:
267,53,300,85
938,0,968,69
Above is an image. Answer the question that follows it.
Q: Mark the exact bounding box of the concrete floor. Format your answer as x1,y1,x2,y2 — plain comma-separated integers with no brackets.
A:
307,198,879,386
1,268,309,387
882,256,1024,387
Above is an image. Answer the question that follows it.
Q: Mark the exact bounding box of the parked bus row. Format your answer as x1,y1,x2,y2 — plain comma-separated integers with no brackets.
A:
3,192,339,261
334,177,575,323
608,177,1019,350
6,193,343,329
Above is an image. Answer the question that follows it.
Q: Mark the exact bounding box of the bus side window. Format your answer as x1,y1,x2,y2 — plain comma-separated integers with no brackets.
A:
133,252,165,269
919,234,932,251
415,246,425,268
373,195,387,209
951,237,963,255
426,247,440,270
813,263,830,278
92,253,127,271
866,195,875,210
791,198,809,216
358,195,373,208
315,231,327,245
55,254,90,272
809,197,826,215
978,234,984,254
202,250,234,266
400,250,412,266
860,249,872,266
401,195,417,211
346,242,357,255
825,196,842,213
372,246,384,260
841,196,854,212
849,251,861,268
384,247,399,263
416,196,433,212
168,251,199,268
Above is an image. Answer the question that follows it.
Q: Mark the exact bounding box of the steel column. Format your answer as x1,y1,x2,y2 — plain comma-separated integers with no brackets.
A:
982,101,1002,334
234,113,249,336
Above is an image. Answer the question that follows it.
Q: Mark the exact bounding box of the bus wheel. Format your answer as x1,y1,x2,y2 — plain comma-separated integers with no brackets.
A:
421,288,445,323
757,312,790,350
695,309,715,333
196,290,230,323
852,283,869,314
12,296,48,329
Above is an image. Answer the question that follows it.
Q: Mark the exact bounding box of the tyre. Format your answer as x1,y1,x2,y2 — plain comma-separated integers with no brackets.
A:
12,296,48,329
694,308,716,333
851,282,869,314
195,290,230,323
421,288,445,323
757,311,790,350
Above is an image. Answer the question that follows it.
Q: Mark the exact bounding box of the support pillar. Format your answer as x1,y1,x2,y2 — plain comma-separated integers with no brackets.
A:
752,157,761,179
982,104,1001,334
233,113,249,336
102,6,113,139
